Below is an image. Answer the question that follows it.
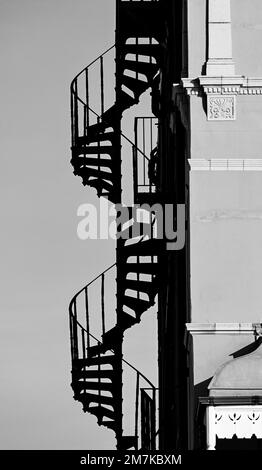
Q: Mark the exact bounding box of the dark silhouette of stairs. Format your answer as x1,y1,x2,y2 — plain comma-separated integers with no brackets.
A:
69,0,164,450
69,252,159,450
70,27,162,202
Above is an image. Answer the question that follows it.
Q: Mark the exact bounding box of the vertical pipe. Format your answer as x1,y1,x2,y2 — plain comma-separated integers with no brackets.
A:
133,145,138,204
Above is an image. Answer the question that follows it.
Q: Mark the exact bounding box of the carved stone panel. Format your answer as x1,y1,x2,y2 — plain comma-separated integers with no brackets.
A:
207,95,236,121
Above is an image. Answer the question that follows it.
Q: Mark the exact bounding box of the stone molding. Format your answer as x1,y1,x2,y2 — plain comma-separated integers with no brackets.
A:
188,159,262,171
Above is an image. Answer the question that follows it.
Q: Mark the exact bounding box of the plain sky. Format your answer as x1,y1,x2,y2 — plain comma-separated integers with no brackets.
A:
0,0,157,449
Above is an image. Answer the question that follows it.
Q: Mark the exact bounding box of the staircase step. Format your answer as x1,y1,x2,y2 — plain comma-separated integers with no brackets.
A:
85,178,114,195
78,132,116,145
119,311,139,329
74,355,116,368
102,326,123,346
123,295,152,314
122,60,159,81
119,222,153,240
76,392,114,406
87,342,110,358
121,74,149,98
89,406,115,420
102,420,117,431
72,145,114,156
74,381,113,392
74,369,115,380
123,238,162,256
101,91,137,125
123,262,157,275
121,44,161,62
71,156,114,169
119,435,138,450
122,278,157,297
77,167,113,181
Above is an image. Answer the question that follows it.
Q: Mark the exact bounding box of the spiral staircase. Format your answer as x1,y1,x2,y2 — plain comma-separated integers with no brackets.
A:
69,0,165,450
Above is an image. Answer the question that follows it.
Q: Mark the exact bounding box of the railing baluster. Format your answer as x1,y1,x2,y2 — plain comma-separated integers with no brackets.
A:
135,372,140,441
101,273,105,336
85,68,89,129
73,299,79,360
151,388,156,450
69,314,74,362
97,116,101,178
100,56,104,116
149,118,153,193
70,86,75,147
82,328,86,360
98,344,102,422
133,145,138,203
85,287,90,351
74,80,79,140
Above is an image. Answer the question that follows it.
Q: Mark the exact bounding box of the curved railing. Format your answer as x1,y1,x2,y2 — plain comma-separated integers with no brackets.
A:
70,45,151,161
69,262,158,449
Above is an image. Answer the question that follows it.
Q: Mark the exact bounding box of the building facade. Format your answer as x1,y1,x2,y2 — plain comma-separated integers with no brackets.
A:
69,0,262,450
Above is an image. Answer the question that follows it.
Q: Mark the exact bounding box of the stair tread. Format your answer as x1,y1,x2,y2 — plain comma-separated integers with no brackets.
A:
123,294,152,312
119,311,139,329
119,221,153,239
102,420,117,431
122,59,159,80
122,262,157,274
71,156,114,169
72,145,114,155
74,370,115,380
121,74,149,97
85,178,113,192
78,167,113,181
120,435,138,450
88,406,115,419
102,326,123,345
101,91,137,125
123,238,163,255
122,278,157,294
122,43,161,60
75,355,116,367
74,381,113,392
76,391,114,406
78,132,116,145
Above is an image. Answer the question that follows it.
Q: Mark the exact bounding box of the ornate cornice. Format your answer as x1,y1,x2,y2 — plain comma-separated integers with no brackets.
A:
180,76,262,96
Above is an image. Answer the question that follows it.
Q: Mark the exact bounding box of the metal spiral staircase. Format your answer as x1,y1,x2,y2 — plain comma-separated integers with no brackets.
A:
69,0,164,450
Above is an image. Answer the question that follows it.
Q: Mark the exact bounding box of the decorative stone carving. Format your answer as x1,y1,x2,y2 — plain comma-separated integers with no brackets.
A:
207,95,235,120
208,406,262,444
